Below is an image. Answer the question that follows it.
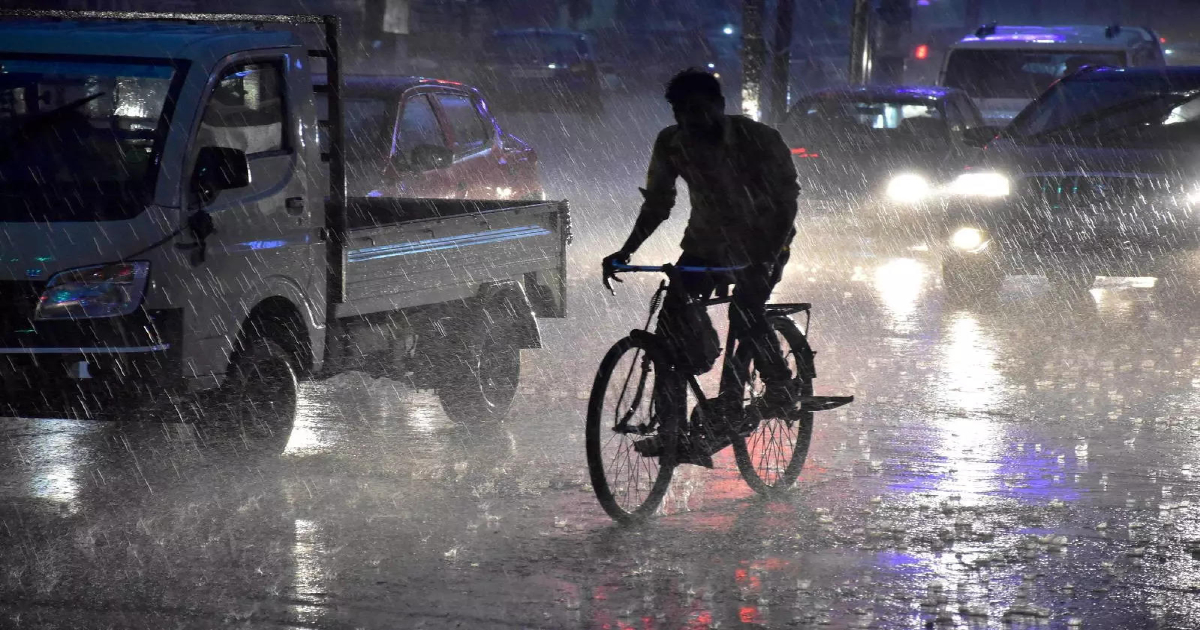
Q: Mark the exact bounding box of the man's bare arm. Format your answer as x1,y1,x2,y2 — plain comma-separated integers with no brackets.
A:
618,129,678,256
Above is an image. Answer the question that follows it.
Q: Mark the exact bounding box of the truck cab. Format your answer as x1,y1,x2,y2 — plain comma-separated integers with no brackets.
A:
940,24,1165,126
0,12,569,427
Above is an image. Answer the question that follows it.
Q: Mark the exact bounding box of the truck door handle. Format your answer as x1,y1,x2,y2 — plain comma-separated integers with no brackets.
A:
285,197,305,216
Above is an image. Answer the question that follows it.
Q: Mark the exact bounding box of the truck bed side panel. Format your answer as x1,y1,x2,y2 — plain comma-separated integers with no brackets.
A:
335,199,566,318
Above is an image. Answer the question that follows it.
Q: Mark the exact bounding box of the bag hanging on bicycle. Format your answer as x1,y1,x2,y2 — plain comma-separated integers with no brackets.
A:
659,301,721,375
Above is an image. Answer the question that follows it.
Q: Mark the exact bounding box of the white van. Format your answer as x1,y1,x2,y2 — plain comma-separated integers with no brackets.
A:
940,24,1165,126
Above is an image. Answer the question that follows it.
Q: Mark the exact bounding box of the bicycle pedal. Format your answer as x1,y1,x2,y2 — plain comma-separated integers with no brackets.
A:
633,436,665,457
675,435,718,468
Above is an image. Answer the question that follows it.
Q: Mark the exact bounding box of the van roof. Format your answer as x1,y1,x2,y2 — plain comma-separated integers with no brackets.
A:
0,20,300,60
954,25,1156,51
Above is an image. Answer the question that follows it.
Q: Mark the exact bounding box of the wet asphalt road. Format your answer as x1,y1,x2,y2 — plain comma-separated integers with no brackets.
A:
6,93,1200,629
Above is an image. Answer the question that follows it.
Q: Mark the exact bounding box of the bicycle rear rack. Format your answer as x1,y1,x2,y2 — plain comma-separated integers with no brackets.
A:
765,303,812,316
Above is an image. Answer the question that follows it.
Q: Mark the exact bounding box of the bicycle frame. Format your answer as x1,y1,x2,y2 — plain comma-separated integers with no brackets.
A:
608,262,814,433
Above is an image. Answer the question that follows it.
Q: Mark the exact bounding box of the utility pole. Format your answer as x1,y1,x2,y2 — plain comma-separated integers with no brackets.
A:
964,0,982,29
740,0,766,120
875,0,912,84
765,0,795,124
848,0,873,85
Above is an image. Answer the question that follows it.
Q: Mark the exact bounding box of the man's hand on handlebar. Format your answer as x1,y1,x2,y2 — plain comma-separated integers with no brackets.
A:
602,250,631,294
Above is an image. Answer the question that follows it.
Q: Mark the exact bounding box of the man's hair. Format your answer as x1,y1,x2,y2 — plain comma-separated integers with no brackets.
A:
664,68,723,105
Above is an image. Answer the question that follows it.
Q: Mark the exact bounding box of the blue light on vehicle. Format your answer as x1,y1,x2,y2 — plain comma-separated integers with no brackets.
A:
723,25,735,36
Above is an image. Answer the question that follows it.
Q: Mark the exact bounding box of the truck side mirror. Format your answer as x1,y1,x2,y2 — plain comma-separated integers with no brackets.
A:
409,144,453,171
192,146,251,203
961,126,1002,148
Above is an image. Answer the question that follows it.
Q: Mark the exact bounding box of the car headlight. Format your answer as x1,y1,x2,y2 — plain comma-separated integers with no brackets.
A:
886,173,932,203
35,261,150,320
950,227,988,252
950,172,1010,198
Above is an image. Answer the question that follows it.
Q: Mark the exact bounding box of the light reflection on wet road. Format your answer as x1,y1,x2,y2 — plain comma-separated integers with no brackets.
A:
4,94,1200,628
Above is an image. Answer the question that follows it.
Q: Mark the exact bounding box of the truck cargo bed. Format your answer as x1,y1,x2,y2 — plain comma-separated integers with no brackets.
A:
334,197,570,319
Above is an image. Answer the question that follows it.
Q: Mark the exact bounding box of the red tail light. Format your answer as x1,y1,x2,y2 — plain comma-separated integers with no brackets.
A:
791,147,821,158
914,44,929,60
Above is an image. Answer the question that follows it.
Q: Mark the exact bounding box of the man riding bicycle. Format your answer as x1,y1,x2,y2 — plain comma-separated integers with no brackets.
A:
603,69,801,443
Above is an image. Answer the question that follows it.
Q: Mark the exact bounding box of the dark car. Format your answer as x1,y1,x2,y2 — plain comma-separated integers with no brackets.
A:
319,75,542,201
937,66,1200,300
477,28,603,114
780,85,988,217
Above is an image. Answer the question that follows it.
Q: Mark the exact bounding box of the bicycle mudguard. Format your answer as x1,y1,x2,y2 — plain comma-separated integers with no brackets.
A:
798,395,854,412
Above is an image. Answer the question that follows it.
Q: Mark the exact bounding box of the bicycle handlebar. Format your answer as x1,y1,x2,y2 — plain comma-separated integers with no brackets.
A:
603,261,748,295
610,262,748,274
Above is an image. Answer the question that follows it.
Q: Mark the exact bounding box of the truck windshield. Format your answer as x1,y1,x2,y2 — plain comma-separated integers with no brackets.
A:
0,56,180,221
1006,75,1200,148
944,49,1125,99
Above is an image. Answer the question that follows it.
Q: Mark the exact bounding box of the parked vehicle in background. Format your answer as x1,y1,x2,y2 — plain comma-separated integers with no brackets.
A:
0,11,570,429
939,24,1165,126
325,75,543,201
938,66,1200,302
779,85,987,223
475,28,602,114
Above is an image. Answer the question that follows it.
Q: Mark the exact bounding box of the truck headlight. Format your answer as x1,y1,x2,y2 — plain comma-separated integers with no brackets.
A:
950,227,988,252
886,173,931,203
950,172,1010,198
35,262,150,320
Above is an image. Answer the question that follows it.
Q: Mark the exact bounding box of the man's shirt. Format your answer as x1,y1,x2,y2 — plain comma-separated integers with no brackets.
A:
640,115,800,266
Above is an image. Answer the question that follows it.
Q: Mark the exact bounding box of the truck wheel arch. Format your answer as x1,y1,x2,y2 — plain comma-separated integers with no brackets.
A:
230,295,314,379
476,280,541,349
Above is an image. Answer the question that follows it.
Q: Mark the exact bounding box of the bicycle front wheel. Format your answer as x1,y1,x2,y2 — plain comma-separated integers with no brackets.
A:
586,335,680,523
730,316,815,497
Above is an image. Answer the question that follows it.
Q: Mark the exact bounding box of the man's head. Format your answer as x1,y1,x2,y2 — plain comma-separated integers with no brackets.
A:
665,69,725,137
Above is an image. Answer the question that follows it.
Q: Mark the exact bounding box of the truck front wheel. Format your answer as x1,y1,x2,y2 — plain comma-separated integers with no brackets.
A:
209,335,298,452
436,320,521,423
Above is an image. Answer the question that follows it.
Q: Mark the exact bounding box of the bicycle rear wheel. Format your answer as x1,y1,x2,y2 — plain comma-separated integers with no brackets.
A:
730,316,815,497
586,335,680,523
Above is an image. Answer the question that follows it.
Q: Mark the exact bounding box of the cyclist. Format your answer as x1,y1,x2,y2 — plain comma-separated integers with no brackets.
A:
602,68,801,449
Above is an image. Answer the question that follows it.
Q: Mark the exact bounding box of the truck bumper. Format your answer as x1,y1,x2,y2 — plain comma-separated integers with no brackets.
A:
0,308,185,416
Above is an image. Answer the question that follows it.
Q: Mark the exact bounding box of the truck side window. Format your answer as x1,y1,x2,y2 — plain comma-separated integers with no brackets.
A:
953,94,985,130
436,93,491,156
198,61,286,156
396,94,445,164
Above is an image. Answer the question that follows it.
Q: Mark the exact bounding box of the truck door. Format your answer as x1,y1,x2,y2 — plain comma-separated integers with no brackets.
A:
187,56,313,354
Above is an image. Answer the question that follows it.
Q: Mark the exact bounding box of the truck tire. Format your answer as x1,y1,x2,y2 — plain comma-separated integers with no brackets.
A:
207,335,298,453
436,318,521,423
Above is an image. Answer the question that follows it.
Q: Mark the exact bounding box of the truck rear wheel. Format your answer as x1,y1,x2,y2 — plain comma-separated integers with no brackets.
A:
436,320,521,423
207,335,297,452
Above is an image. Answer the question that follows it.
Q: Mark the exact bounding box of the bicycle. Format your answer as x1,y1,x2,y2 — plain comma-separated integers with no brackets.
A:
586,261,853,523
